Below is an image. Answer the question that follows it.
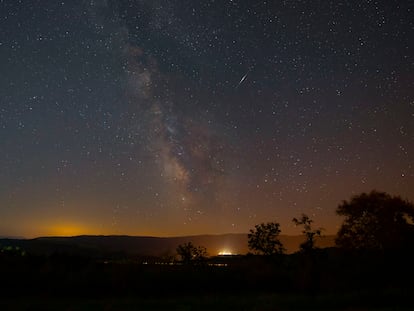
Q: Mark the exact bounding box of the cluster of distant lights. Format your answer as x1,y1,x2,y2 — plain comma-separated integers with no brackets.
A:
218,250,233,256
138,249,235,266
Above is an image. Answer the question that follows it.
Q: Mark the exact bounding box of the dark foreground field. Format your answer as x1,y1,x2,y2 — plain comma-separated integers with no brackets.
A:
2,291,413,311
1,248,413,310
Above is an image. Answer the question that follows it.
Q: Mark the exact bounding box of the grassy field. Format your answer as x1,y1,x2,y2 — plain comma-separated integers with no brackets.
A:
2,291,414,311
1,249,414,310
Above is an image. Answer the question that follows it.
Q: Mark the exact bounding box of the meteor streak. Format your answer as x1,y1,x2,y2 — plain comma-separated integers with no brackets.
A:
236,72,248,88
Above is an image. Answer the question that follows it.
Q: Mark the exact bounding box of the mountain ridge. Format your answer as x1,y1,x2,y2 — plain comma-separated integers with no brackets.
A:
0,234,336,256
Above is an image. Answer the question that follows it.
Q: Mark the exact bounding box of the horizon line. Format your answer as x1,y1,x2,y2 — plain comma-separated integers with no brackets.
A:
0,233,336,240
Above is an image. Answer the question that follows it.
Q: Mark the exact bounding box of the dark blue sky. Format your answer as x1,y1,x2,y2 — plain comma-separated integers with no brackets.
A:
0,0,412,237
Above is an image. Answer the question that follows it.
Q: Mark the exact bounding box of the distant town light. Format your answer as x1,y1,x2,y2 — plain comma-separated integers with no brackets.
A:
218,250,232,256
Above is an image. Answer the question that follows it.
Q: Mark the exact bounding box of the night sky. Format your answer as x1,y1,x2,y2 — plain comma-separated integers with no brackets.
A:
1,0,413,238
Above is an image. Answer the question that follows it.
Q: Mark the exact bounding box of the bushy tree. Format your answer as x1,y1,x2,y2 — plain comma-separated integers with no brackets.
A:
292,214,323,252
335,190,414,250
176,242,208,264
248,222,285,255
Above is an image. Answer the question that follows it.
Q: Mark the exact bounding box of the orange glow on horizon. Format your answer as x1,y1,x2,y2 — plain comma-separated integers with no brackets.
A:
37,220,107,237
47,224,88,237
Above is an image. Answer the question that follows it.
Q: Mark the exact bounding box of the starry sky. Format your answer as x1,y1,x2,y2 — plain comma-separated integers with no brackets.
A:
0,0,413,238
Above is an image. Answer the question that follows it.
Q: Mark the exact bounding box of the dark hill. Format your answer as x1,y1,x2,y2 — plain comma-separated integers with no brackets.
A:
0,234,335,257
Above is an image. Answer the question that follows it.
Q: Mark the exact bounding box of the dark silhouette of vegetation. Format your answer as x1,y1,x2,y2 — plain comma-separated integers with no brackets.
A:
335,190,414,250
292,214,323,252
1,243,413,309
248,222,285,255
176,242,208,264
2,191,414,310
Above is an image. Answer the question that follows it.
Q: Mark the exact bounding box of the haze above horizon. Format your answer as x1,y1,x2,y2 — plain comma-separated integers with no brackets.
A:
1,1,412,238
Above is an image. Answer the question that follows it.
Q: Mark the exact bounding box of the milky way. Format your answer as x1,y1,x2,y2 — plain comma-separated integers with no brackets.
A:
0,0,412,237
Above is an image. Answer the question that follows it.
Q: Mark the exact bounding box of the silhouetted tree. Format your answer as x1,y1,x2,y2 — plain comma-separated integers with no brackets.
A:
336,190,414,250
248,222,285,255
292,214,323,252
176,242,208,264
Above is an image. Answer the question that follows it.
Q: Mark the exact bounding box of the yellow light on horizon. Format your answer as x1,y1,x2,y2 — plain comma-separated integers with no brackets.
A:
218,250,233,256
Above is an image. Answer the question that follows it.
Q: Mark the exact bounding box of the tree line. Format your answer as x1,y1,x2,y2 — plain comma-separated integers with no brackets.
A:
176,190,414,263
